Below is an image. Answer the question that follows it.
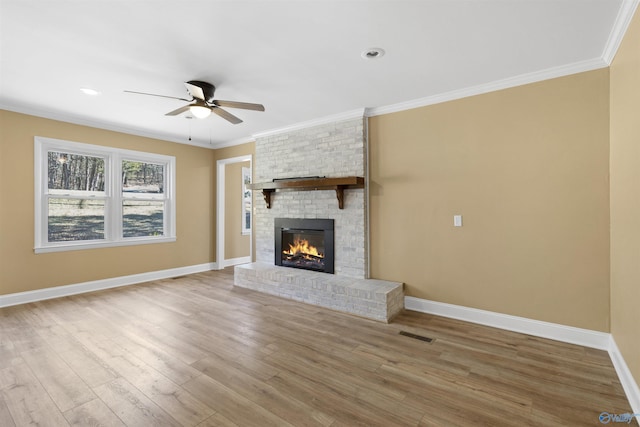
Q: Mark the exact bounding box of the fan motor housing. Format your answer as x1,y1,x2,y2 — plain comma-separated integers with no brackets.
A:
187,80,216,102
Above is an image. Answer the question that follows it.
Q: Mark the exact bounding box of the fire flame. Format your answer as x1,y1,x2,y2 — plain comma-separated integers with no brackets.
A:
283,239,323,258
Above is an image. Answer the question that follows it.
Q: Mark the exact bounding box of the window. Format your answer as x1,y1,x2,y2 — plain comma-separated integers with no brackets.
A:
35,137,176,253
242,166,251,235
122,160,165,238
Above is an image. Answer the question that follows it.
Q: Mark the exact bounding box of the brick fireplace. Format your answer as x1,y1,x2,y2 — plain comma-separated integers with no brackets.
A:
252,117,368,278
234,114,403,322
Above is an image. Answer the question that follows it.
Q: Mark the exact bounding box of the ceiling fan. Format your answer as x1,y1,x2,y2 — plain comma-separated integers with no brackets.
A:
124,80,265,124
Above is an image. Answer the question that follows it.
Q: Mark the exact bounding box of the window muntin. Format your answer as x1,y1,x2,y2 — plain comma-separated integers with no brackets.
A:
35,137,176,253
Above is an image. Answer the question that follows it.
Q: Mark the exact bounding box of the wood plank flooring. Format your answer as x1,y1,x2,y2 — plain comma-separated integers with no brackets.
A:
0,269,633,426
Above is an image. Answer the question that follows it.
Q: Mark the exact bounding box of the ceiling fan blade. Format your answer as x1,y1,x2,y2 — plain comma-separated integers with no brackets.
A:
124,90,191,102
165,105,192,116
211,106,243,124
213,100,265,111
184,82,207,101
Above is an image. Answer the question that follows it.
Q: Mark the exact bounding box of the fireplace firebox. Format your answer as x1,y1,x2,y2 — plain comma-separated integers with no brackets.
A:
275,218,334,274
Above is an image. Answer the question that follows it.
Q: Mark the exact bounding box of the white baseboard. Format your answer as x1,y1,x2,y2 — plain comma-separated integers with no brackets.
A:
0,262,218,308
220,256,252,269
404,296,610,350
405,296,640,414
609,336,640,415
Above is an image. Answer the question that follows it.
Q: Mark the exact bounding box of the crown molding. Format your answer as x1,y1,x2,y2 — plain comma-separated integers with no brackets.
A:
211,135,256,149
0,102,218,149
6,1,634,153
252,108,367,139
367,57,608,117
602,0,640,65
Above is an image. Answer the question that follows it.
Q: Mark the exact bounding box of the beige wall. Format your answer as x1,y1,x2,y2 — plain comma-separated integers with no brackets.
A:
610,8,640,392
214,143,255,264
0,110,216,295
369,69,610,331
224,161,251,259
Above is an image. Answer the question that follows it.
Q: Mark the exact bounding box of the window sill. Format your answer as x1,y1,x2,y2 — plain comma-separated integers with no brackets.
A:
34,236,176,254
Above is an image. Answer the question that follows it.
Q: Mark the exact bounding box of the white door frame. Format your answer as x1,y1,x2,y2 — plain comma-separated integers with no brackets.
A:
216,154,253,269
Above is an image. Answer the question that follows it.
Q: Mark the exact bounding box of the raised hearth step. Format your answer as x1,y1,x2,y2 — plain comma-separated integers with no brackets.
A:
234,262,404,323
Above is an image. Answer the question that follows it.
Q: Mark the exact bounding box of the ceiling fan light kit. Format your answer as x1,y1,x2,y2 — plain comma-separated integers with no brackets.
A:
189,103,212,119
124,80,264,124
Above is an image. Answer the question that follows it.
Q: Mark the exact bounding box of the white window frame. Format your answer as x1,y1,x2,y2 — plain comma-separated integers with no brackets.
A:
34,136,176,253
241,166,252,236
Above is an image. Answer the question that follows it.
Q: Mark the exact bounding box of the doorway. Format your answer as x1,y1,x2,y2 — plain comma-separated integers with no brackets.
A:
216,154,252,269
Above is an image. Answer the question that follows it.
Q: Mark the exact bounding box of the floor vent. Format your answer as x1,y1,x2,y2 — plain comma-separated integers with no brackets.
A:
399,331,434,343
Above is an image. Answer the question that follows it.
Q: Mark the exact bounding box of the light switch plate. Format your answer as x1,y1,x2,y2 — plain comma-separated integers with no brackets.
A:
454,215,462,227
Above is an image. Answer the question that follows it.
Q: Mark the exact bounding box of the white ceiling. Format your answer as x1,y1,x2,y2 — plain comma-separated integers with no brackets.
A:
0,0,634,148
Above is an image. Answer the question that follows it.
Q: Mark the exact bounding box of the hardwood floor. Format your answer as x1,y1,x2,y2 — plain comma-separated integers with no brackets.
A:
0,269,632,426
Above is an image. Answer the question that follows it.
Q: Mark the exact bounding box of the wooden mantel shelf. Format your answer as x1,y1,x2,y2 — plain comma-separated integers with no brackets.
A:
248,176,364,209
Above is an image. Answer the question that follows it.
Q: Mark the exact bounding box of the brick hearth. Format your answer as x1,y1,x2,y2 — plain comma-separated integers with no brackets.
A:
234,263,404,322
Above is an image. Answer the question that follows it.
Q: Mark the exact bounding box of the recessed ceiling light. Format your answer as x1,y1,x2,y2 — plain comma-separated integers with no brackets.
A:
361,48,385,59
80,88,101,96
